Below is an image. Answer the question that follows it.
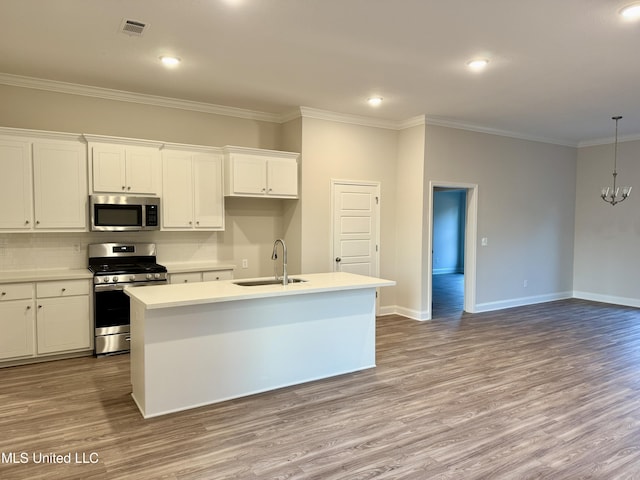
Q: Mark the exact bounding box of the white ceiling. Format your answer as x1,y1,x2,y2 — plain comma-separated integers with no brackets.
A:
1,0,640,146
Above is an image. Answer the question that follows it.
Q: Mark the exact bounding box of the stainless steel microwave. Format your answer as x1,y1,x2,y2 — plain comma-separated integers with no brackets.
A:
90,195,160,232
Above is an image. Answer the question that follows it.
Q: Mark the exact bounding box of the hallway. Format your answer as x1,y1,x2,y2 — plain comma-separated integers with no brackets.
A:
432,273,464,319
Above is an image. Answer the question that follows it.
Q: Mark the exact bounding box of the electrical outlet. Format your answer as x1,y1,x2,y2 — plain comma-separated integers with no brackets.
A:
481,237,488,246
523,279,528,288
242,259,248,269
73,243,81,253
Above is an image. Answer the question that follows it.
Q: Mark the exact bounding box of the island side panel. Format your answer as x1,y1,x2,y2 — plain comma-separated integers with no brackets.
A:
130,297,147,415
136,288,376,418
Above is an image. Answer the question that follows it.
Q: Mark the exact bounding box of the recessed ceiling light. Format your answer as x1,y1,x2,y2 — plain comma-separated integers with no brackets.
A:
620,3,640,19
466,59,489,71
160,56,181,67
367,97,383,107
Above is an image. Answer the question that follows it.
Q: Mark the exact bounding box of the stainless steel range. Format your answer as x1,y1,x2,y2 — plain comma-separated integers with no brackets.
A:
88,243,167,355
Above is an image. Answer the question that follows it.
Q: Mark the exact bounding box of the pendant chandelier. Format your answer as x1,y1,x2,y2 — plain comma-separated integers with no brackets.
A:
601,116,632,206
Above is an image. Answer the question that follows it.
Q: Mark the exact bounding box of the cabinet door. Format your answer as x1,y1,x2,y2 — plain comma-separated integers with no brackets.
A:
162,152,194,228
92,144,127,193
33,141,87,230
36,296,90,354
267,158,298,197
231,155,267,195
193,154,224,229
126,147,159,194
0,139,33,230
0,300,35,360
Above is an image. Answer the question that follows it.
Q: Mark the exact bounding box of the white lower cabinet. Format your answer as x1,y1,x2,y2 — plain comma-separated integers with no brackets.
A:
35,280,91,355
169,270,233,284
0,298,35,360
0,279,91,363
36,295,90,354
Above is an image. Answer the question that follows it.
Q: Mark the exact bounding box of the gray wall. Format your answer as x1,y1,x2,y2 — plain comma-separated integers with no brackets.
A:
574,139,640,307
425,125,577,311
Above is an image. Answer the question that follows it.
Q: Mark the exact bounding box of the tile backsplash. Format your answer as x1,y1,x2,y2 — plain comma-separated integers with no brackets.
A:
0,231,220,271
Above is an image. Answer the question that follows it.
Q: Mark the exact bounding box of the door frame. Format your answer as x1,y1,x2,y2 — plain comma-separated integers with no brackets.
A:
427,180,478,316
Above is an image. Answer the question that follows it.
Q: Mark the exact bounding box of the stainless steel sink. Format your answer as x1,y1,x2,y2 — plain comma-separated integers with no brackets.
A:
233,278,307,287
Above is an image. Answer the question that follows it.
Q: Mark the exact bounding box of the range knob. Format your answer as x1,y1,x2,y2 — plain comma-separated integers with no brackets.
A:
146,274,153,280
130,275,136,282
154,273,161,279
112,276,119,282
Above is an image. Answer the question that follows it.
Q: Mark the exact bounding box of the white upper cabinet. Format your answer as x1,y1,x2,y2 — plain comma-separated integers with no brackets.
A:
33,141,87,230
0,138,33,230
86,135,161,195
162,146,224,231
223,146,299,199
0,131,88,232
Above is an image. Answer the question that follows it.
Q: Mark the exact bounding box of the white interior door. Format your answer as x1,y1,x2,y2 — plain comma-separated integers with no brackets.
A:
332,182,380,277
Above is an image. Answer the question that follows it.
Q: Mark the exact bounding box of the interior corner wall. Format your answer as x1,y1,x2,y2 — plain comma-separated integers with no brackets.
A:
394,124,427,319
280,116,303,275
573,140,640,307
298,117,398,308
425,125,577,311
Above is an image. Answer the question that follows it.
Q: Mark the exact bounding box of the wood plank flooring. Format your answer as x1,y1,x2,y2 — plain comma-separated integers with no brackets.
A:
2,299,640,479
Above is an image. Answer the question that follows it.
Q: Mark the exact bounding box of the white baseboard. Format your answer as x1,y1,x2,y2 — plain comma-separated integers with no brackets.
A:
573,291,640,309
475,291,573,313
378,305,430,321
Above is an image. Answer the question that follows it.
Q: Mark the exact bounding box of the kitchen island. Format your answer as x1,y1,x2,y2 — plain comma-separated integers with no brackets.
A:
125,272,395,418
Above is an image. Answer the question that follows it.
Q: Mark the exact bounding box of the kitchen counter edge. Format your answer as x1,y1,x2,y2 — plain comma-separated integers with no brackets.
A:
125,272,395,310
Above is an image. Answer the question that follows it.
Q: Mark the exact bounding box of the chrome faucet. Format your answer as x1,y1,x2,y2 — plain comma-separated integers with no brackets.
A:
271,238,288,285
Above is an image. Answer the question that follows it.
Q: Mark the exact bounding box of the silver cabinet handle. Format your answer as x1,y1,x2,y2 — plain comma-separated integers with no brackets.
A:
122,186,126,190
335,257,342,262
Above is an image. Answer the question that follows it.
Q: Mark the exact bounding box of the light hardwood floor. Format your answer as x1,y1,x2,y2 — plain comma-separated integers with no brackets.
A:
2,299,640,479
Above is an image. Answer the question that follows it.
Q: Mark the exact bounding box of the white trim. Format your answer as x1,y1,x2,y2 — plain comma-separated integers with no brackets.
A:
83,133,164,148
299,106,400,130
0,72,281,123
573,291,640,309
390,306,430,321
0,126,84,142
425,116,576,147
0,72,601,146
577,134,640,148
428,181,479,318
475,292,573,313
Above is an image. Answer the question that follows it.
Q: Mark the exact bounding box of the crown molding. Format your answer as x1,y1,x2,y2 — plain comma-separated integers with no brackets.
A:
0,72,587,146
0,72,282,123
578,133,640,148
0,125,83,142
297,106,402,130
425,116,577,147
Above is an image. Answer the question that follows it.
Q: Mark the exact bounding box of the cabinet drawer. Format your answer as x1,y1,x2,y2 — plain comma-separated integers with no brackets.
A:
170,272,202,284
0,283,34,301
37,280,90,298
202,270,233,281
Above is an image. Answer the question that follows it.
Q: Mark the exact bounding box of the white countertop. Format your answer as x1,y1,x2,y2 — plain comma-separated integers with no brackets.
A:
125,272,395,310
162,261,236,274
0,268,93,284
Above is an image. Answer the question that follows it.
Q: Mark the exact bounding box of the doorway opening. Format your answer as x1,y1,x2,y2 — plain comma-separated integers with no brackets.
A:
428,181,478,320
432,188,466,318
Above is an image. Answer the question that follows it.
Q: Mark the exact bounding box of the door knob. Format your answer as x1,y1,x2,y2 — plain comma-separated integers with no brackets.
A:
335,257,341,262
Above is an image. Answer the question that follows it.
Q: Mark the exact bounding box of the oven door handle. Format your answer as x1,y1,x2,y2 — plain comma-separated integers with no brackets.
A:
94,281,166,292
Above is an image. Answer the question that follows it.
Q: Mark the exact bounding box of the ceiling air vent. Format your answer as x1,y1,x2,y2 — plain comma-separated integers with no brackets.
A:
119,19,148,37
